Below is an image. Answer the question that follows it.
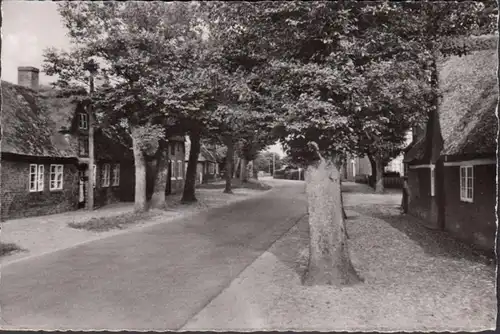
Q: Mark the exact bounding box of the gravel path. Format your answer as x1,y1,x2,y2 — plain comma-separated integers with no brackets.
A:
183,182,496,331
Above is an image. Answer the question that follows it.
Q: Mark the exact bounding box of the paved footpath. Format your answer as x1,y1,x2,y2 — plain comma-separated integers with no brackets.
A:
0,179,307,331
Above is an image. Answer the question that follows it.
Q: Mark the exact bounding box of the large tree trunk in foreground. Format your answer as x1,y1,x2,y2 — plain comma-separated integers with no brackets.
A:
223,136,234,194
182,132,201,203
303,157,363,286
150,142,168,209
240,158,248,182
374,157,385,193
131,127,148,213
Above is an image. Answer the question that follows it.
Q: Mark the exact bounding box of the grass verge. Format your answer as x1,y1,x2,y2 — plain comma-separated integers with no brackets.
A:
0,242,25,257
68,211,160,232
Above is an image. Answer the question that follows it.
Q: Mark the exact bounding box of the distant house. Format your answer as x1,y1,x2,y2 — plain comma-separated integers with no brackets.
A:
403,36,497,254
342,156,372,182
1,66,135,221
184,137,218,185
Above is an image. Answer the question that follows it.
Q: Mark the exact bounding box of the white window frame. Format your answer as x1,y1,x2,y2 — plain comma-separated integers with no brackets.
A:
49,164,64,191
430,165,435,197
460,166,473,203
101,163,111,187
170,160,176,180
29,164,44,192
79,113,88,130
177,160,183,179
112,164,120,186
208,163,215,174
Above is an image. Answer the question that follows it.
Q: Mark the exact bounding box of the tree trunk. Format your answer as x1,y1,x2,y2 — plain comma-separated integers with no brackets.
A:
182,131,201,203
374,157,384,193
131,127,148,213
150,142,168,209
223,135,234,194
240,158,248,182
234,158,241,179
367,153,376,189
252,161,259,179
303,158,363,286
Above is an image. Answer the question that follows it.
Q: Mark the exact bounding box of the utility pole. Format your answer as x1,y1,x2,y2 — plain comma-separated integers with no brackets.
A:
84,59,98,211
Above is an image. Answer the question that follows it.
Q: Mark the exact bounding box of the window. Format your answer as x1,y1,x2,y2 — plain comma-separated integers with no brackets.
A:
50,164,64,190
430,165,436,197
112,164,120,186
101,164,111,187
170,160,176,180
170,143,175,156
208,163,215,174
79,113,88,129
78,137,89,156
177,160,183,179
29,164,44,192
460,166,473,202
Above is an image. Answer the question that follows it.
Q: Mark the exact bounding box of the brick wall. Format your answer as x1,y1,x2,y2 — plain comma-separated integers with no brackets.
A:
407,167,439,228
1,159,79,221
443,164,496,253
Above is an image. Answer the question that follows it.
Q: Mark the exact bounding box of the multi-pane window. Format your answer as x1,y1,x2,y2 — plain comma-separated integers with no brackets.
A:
101,164,111,187
112,164,120,186
208,163,215,174
460,166,473,202
78,137,89,156
430,165,435,197
49,164,64,190
177,161,183,179
29,164,44,192
170,160,176,180
79,113,88,129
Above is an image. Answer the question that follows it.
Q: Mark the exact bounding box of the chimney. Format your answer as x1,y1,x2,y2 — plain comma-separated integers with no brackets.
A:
17,66,40,90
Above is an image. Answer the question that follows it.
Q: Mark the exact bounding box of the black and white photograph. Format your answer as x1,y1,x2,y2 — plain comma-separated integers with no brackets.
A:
0,1,498,331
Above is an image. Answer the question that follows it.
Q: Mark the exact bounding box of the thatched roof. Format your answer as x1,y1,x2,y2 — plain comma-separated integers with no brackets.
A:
1,81,78,158
405,35,498,163
2,81,133,161
438,43,497,156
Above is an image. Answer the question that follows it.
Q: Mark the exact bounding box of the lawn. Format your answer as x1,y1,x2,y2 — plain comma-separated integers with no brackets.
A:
68,211,161,232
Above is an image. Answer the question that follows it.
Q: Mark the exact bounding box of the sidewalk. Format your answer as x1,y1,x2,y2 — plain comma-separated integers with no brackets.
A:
0,186,269,266
182,183,496,332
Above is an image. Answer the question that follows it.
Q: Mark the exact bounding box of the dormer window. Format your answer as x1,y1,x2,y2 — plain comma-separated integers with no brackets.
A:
79,113,88,130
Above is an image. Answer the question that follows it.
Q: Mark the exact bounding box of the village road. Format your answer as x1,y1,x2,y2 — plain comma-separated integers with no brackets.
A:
0,179,307,331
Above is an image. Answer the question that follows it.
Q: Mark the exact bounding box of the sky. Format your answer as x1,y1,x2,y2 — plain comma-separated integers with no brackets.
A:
1,1,286,156
2,1,71,85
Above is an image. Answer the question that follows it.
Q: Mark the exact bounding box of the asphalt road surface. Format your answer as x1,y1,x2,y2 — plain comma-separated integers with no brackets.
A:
0,179,307,331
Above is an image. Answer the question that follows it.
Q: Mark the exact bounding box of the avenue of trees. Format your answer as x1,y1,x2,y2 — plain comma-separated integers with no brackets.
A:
43,1,496,286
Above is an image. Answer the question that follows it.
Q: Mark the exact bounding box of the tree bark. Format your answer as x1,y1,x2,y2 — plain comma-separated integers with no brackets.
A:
240,157,248,182
150,141,168,209
303,157,363,286
223,135,234,194
234,158,241,179
367,153,377,189
182,131,201,203
374,157,384,193
131,126,148,213
252,161,259,179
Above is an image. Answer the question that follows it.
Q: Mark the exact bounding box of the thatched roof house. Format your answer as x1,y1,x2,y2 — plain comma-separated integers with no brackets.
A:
403,35,498,255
